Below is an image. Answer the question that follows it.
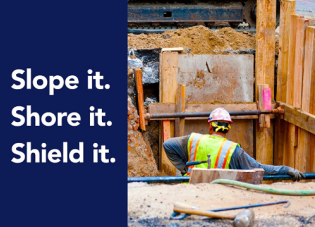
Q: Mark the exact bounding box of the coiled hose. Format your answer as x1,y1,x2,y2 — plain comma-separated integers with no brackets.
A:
210,179,315,196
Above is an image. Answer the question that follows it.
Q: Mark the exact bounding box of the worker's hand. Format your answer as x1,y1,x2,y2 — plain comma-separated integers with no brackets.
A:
287,169,306,182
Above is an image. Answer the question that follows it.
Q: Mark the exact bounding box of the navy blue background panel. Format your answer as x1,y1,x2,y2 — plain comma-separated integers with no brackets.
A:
0,1,127,226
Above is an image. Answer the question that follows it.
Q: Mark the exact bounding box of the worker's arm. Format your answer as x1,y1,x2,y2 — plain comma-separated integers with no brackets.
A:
163,135,190,175
229,146,305,181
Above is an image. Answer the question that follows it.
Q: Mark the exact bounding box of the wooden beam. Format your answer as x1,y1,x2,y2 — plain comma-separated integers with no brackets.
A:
300,26,315,174
255,0,276,166
309,27,315,175
161,47,184,53
134,68,146,131
284,14,302,168
159,52,178,175
256,0,276,100
277,0,296,102
278,102,315,135
189,168,265,185
275,0,295,166
294,21,310,173
287,14,302,105
175,85,186,137
293,18,309,108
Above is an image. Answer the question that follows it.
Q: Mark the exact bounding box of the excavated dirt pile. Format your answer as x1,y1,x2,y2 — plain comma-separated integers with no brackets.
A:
128,96,159,177
128,26,256,54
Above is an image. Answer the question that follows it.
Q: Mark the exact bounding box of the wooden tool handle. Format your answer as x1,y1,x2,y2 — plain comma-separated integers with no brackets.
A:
174,202,198,210
173,206,236,220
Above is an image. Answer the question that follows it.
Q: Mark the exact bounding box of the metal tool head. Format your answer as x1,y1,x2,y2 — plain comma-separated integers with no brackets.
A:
207,154,211,169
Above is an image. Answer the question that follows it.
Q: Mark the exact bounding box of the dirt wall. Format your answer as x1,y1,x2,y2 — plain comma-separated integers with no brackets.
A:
128,96,159,177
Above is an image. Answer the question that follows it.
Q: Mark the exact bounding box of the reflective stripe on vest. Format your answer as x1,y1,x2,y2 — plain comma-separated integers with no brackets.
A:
187,133,204,173
216,140,232,168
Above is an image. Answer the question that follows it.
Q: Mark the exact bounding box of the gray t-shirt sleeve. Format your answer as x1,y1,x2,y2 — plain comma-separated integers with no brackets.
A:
163,135,190,175
229,146,292,175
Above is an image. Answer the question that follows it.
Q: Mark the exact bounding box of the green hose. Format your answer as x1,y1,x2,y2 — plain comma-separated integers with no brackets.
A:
210,179,315,196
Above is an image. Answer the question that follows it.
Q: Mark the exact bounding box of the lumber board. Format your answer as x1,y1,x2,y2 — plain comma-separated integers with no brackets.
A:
275,0,295,167
159,52,178,175
292,18,309,171
256,0,276,100
302,26,315,112
287,15,303,106
278,102,315,135
161,121,176,175
255,0,276,166
175,85,185,137
277,0,296,102
134,68,146,131
189,168,265,184
310,27,315,176
297,26,315,173
161,47,184,52
294,18,309,109
284,14,301,168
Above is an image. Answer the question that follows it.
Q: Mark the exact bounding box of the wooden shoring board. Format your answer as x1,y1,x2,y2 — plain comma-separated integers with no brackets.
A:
277,0,296,102
175,85,186,137
310,27,315,175
255,0,276,166
159,52,178,176
275,0,296,166
176,54,255,156
301,26,315,174
283,15,300,168
294,20,310,173
134,68,146,131
279,102,315,135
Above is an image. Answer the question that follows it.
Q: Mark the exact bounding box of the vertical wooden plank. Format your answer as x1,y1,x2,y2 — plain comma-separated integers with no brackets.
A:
304,26,315,175
278,0,296,102
286,15,302,106
159,52,178,175
283,15,300,168
293,18,309,109
275,0,296,166
295,21,310,173
255,0,276,165
175,84,186,137
134,68,146,131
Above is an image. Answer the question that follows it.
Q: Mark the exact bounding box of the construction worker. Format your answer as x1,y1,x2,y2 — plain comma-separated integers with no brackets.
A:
163,107,305,181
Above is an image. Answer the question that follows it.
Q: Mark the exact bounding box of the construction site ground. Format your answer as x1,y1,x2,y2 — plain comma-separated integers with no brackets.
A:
128,182,315,226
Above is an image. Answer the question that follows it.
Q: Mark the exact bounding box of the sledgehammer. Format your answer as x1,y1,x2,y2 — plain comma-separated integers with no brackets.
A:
173,202,255,227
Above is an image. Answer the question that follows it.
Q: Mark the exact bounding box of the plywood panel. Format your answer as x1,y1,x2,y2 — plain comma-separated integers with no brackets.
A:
176,54,254,157
177,55,254,103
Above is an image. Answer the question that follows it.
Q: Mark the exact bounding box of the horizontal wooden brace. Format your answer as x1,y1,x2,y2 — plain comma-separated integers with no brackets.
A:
278,101,315,135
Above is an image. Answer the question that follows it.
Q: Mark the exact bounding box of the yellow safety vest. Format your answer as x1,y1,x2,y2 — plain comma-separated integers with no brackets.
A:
186,133,238,176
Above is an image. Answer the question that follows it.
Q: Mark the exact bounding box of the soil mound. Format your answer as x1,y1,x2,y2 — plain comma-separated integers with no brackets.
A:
128,26,256,54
